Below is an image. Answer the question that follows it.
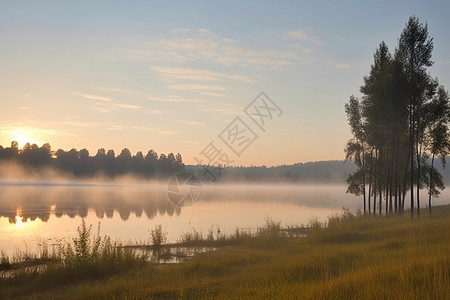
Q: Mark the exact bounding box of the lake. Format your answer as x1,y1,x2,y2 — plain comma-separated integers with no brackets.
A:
1,182,448,256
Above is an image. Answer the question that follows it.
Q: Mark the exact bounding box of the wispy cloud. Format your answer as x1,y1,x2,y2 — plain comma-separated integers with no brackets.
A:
73,91,141,112
181,139,200,144
334,61,371,69
284,29,323,45
169,28,192,34
104,124,178,136
147,109,162,114
177,120,206,126
201,103,243,116
93,102,140,113
62,121,105,127
134,126,178,135
335,63,351,69
147,95,203,103
129,29,306,69
130,125,155,131
111,103,141,109
97,86,135,93
72,92,113,102
197,91,225,98
152,66,254,83
107,125,125,131
151,66,253,97
168,84,226,91
197,28,212,35
169,28,212,35
158,130,176,135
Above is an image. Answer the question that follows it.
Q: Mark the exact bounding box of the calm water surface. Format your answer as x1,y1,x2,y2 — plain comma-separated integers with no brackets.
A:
1,182,448,256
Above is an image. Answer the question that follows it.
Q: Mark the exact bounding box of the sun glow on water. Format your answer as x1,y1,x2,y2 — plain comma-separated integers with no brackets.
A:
15,215,26,228
15,208,25,228
13,208,35,230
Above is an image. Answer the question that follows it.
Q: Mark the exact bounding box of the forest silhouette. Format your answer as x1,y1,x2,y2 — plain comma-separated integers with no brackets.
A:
0,141,184,178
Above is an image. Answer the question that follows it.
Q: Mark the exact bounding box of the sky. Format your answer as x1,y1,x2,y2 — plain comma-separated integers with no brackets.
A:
1,1,450,166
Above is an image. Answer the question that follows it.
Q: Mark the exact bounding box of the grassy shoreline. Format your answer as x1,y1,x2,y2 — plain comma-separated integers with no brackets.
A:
1,205,449,299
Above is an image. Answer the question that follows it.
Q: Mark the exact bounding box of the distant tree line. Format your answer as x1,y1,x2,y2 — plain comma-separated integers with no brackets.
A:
345,16,450,216
0,141,184,178
188,161,358,183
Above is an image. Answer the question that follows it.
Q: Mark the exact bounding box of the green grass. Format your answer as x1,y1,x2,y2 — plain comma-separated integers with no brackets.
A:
1,206,449,299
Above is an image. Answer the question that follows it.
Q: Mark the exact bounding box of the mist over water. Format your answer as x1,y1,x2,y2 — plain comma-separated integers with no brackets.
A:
0,179,449,256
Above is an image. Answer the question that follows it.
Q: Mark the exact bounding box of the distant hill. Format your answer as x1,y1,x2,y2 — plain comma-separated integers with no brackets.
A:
188,158,450,184
187,160,357,184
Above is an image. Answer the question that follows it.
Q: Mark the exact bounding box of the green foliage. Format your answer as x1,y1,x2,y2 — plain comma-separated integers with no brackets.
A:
179,227,203,244
58,220,102,267
307,217,323,229
328,208,363,227
46,220,144,283
150,225,168,248
258,216,281,236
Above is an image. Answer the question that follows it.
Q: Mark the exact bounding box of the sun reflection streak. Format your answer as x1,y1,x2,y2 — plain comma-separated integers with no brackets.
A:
13,207,34,229
15,215,24,227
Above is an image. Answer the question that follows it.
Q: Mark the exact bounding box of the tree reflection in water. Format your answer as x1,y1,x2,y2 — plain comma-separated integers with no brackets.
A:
0,184,181,224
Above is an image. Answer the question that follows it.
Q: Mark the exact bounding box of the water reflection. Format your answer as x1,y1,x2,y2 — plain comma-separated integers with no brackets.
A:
0,184,360,225
1,183,447,226
1,182,447,257
0,184,181,224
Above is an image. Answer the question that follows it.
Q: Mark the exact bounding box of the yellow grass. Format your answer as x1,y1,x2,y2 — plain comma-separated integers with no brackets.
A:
1,205,449,299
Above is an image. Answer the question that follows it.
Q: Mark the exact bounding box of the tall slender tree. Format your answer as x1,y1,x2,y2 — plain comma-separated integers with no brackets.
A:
345,96,367,213
345,16,449,217
395,16,435,217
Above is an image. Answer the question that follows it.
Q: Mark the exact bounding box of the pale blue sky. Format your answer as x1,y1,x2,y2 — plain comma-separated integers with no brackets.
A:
1,1,449,166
